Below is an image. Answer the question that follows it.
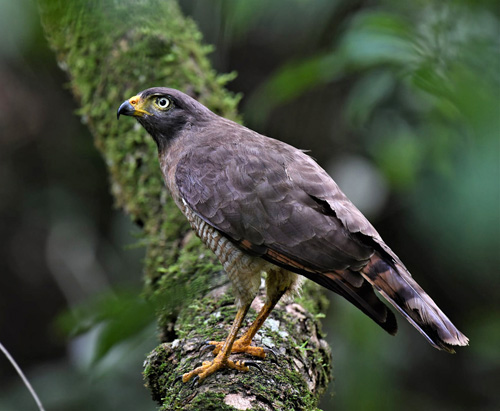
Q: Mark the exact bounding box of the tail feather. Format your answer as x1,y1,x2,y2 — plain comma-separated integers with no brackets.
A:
304,270,398,335
361,253,469,352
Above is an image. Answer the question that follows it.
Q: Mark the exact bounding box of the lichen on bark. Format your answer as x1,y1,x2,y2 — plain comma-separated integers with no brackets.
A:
38,0,333,409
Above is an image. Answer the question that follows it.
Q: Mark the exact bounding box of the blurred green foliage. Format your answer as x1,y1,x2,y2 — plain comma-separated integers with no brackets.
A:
235,0,499,409
251,1,499,184
56,289,156,363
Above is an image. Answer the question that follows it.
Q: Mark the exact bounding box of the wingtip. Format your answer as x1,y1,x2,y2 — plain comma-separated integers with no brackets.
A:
446,333,469,349
436,331,469,353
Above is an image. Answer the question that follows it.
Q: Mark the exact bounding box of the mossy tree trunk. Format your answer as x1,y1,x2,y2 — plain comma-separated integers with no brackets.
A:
38,0,332,409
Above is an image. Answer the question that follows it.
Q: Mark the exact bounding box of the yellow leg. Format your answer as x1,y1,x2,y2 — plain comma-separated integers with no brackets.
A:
182,304,251,383
210,292,284,358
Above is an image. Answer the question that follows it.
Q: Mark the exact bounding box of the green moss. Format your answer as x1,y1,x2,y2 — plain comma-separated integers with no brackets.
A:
39,0,240,231
146,231,226,331
295,280,330,317
175,292,236,340
180,392,236,411
145,342,323,410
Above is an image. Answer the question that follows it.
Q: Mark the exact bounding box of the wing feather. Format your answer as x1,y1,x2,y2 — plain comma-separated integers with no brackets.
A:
175,134,374,272
174,126,467,347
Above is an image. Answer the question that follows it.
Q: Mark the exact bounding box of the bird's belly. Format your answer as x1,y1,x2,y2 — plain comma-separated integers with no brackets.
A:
182,203,273,306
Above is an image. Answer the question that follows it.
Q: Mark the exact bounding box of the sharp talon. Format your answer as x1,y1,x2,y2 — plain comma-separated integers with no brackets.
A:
200,344,215,354
264,347,279,364
174,374,183,384
244,361,263,374
190,375,200,388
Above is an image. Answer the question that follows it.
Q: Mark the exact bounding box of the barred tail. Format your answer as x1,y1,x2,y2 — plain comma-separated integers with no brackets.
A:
361,254,469,352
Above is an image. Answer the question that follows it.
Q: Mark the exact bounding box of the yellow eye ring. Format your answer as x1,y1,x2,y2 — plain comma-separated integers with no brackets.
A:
155,96,170,110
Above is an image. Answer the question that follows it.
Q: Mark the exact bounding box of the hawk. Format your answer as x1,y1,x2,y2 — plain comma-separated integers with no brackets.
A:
117,87,468,383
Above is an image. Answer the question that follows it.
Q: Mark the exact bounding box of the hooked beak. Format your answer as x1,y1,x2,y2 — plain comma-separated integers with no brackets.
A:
117,95,152,119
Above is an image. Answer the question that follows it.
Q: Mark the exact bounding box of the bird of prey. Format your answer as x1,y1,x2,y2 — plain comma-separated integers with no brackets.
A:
117,87,468,383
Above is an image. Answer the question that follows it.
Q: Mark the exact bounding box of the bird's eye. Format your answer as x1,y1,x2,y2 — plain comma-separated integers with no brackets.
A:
155,97,170,109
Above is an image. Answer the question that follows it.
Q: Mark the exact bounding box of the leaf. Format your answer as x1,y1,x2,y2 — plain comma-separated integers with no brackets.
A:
56,289,156,363
339,11,415,67
345,69,395,126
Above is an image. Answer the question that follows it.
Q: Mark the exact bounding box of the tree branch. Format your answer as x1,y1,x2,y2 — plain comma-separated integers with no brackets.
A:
38,0,332,409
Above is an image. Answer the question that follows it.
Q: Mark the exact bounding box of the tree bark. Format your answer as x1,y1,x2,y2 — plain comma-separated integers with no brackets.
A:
38,0,332,409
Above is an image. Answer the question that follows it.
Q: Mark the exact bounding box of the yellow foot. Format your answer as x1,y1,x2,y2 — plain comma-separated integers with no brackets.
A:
182,358,254,383
208,338,267,358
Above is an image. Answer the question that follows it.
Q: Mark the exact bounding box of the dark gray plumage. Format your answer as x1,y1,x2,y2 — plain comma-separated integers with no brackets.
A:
118,87,468,381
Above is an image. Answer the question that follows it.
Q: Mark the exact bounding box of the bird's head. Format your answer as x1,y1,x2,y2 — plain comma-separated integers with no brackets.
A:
117,87,213,151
